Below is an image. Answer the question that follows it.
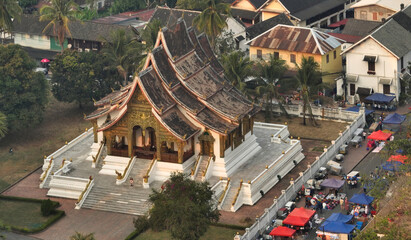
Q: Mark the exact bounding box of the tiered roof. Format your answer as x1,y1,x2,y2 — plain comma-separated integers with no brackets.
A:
87,19,260,140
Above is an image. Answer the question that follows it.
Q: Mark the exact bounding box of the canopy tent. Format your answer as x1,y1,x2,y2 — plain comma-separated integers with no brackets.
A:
349,193,374,205
383,113,406,124
326,213,353,223
388,155,408,164
344,106,374,116
364,93,395,103
320,178,345,189
367,130,391,141
283,208,315,226
382,161,403,171
269,226,296,237
319,221,356,234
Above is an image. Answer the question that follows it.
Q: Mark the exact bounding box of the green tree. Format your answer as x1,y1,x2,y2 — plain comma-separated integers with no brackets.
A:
214,29,236,56
176,0,207,10
109,0,145,15
0,0,22,38
256,54,288,120
221,51,252,93
295,56,321,126
50,49,121,108
141,18,162,50
69,232,95,240
148,172,219,240
18,0,37,9
101,29,146,86
0,44,49,132
0,112,7,139
40,0,79,53
76,7,98,21
193,0,230,47
166,0,177,8
354,229,378,239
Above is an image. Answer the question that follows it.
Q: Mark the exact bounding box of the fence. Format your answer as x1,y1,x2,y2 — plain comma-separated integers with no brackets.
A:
241,112,365,240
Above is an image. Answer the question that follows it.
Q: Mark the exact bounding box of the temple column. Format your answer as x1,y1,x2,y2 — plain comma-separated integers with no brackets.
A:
220,135,225,158
128,129,133,157
142,128,146,146
177,141,185,163
106,132,112,155
156,131,161,161
231,133,234,150
92,120,98,143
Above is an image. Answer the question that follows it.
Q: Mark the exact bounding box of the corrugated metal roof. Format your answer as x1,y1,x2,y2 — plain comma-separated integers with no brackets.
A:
250,25,343,54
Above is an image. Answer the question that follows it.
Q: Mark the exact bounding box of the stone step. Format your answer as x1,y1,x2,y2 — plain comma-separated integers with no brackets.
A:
195,156,209,181
47,188,82,199
104,156,130,164
99,168,124,176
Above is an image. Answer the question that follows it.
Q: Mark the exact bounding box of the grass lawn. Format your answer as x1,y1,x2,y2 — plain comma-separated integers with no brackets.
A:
0,94,92,192
255,112,349,141
0,199,54,229
134,226,244,240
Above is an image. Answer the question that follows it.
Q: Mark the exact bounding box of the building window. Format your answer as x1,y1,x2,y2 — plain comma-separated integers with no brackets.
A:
257,50,262,59
350,84,355,96
290,54,296,63
360,11,367,20
274,52,279,60
373,12,378,20
326,54,329,63
74,40,79,48
383,84,390,94
333,50,336,59
368,61,375,74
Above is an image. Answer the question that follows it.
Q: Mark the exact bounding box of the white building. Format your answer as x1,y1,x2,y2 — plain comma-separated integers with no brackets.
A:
337,5,411,104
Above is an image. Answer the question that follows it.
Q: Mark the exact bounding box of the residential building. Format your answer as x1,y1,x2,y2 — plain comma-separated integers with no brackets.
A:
248,25,344,83
351,0,411,21
12,14,133,60
337,5,411,104
230,0,360,28
92,8,155,29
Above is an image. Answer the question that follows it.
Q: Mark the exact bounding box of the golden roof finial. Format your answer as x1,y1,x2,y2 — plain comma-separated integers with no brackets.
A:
83,113,87,119
183,134,187,139
159,106,164,113
169,82,172,87
224,129,228,134
92,98,96,103
111,88,115,92
110,99,113,104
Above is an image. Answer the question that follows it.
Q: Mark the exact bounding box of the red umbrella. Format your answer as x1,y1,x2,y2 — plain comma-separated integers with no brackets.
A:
387,155,408,164
41,58,50,63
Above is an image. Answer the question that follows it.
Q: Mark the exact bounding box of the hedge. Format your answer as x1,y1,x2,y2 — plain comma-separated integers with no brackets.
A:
0,195,65,233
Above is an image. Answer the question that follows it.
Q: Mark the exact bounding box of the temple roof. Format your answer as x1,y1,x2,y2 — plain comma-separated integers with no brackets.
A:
87,19,260,139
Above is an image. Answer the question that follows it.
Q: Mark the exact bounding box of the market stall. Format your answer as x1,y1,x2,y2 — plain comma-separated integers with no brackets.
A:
364,93,396,110
387,155,408,164
317,221,356,240
283,207,315,228
367,130,392,141
269,226,296,239
326,213,353,223
382,113,406,124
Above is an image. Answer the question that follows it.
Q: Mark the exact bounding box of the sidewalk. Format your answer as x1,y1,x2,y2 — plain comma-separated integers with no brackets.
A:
1,169,135,240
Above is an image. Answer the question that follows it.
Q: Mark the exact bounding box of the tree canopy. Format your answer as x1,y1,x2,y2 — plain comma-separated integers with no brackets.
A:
193,0,230,47
141,19,162,50
50,50,121,108
0,112,7,139
148,172,219,240
0,44,49,132
0,0,22,32
39,0,79,52
176,0,207,10
109,0,145,15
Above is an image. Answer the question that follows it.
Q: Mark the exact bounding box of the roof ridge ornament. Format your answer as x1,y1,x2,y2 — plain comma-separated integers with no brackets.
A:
111,88,115,92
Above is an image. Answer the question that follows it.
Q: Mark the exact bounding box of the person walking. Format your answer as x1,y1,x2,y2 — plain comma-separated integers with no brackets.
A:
362,131,367,140
340,198,344,210
129,177,134,186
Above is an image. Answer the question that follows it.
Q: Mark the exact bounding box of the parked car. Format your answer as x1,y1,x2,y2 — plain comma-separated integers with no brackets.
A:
314,167,328,180
285,201,296,212
277,207,289,220
35,67,48,75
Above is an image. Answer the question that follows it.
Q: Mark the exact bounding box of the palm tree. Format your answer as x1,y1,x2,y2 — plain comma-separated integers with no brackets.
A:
221,51,253,94
256,54,288,120
101,29,145,86
193,0,230,47
141,19,162,50
40,0,79,52
0,0,21,41
0,112,7,139
70,232,95,240
295,56,321,126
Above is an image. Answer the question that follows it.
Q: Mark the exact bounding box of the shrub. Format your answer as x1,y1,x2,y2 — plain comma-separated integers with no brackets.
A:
41,199,56,216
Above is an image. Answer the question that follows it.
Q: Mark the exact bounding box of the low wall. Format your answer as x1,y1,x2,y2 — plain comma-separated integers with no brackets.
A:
270,103,360,122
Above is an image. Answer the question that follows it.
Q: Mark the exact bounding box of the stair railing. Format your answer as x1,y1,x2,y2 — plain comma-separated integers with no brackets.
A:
116,156,136,185
143,154,157,188
190,154,201,179
75,176,94,209
231,179,243,207
92,141,105,168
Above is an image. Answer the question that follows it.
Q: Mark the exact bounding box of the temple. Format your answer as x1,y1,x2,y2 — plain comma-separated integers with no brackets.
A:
40,19,304,214
85,19,261,180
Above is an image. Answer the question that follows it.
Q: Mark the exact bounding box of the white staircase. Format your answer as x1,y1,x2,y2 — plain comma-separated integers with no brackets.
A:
220,181,241,211
47,176,90,199
81,186,152,215
194,156,209,182
99,156,130,176
86,142,101,161
129,158,153,186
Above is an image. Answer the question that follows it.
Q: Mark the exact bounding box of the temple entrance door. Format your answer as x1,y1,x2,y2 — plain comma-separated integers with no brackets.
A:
198,131,215,157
